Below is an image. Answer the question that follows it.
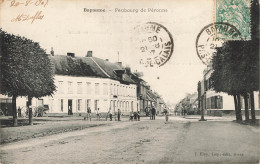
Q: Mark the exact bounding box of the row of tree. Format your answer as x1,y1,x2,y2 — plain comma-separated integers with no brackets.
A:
0,29,56,126
210,0,259,123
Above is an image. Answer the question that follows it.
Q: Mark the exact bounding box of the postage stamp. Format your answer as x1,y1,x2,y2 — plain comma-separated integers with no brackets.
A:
215,0,251,40
133,22,174,68
196,22,241,65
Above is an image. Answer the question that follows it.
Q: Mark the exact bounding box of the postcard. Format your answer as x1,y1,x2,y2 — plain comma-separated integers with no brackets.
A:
0,0,259,163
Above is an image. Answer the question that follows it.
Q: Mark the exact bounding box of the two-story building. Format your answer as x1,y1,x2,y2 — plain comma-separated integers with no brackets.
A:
0,52,138,116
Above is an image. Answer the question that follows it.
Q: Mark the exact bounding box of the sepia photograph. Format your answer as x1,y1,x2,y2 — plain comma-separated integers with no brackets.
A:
0,0,259,163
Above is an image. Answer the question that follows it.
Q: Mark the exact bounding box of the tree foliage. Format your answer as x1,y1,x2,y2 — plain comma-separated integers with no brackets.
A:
0,29,56,98
211,40,259,95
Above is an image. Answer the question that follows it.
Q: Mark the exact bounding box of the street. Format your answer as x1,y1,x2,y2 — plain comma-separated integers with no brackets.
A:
1,116,259,164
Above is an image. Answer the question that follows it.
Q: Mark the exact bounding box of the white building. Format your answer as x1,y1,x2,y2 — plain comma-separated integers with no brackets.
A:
0,52,138,116
201,66,260,116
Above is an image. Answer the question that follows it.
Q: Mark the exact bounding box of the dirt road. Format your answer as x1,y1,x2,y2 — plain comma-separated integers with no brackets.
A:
1,116,259,164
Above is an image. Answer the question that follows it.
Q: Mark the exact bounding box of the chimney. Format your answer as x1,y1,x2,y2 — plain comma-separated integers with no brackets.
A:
50,47,54,56
86,51,92,57
125,66,131,74
117,62,122,67
146,85,151,90
67,52,75,57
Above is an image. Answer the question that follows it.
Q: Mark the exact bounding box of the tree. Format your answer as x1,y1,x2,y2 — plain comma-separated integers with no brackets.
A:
0,29,56,126
211,0,259,123
211,39,258,123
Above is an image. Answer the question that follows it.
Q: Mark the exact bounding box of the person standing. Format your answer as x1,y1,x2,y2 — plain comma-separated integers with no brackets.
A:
96,108,100,121
137,111,140,121
68,106,72,115
151,106,156,120
149,108,152,120
18,107,22,118
87,107,91,121
163,108,169,122
130,112,134,121
108,108,113,121
117,109,121,121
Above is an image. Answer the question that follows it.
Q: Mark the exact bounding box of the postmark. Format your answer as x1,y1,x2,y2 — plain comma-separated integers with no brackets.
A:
133,22,174,67
196,22,241,65
215,0,251,40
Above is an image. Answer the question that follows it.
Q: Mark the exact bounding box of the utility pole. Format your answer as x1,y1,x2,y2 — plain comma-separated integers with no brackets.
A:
198,80,206,121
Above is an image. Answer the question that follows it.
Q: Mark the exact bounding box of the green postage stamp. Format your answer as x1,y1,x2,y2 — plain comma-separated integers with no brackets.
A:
215,0,251,40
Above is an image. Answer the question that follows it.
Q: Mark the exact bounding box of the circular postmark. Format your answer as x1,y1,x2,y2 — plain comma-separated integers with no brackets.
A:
133,22,174,67
196,22,241,65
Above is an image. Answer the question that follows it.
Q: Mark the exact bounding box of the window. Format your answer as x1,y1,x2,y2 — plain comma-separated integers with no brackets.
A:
110,100,113,110
103,83,108,95
206,96,223,109
110,83,113,95
86,82,91,94
259,93,260,109
58,81,64,94
94,100,99,110
86,99,91,110
68,81,73,94
114,84,116,95
77,99,82,111
119,85,121,96
133,87,136,97
95,83,100,95
77,82,82,94
61,99,64,112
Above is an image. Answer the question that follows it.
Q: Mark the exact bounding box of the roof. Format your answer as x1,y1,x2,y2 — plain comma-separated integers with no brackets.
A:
50,55,107,78
146,90,157,102
50,55,135,84
92,57,135,84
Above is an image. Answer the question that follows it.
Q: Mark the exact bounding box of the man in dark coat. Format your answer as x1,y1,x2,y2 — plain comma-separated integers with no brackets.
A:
117,109,121,121
151,106,156,120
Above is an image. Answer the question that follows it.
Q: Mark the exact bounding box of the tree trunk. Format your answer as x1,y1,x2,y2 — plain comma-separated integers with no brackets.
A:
27,96,33,125
243,93,249,122
236,94,243,122
12,95,17,127
250,91,256,123
233,95,239,122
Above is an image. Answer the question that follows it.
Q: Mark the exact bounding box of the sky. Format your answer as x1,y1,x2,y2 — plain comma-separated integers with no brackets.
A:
0,0,214,105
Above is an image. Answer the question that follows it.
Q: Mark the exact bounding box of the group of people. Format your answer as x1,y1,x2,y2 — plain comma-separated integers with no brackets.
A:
85,106,169,122
149,106,156,120
107,108,121,121
129,111,141,121
85,107,122,121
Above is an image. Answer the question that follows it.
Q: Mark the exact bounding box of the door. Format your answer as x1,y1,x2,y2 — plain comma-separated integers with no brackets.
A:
68,99,72,115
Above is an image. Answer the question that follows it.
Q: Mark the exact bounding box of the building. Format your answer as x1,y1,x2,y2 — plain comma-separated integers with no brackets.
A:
0,52,138,116
128,72,167,115
200,65,260,116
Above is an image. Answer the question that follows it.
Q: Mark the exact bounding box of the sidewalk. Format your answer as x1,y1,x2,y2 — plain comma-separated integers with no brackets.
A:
0,116,132,145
